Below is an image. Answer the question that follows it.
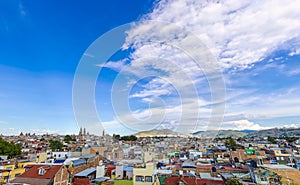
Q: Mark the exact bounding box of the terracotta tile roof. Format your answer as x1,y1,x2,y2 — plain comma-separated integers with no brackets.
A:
163,175,181,184
162,175,224,185
18,164,62,179
182,176,197,185
197,165,248,172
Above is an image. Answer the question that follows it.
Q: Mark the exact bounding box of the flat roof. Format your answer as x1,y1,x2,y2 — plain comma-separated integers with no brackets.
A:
80,154,96,159
200,172,223,180
74,167,96,177
260,164,295,170
72,159,86,167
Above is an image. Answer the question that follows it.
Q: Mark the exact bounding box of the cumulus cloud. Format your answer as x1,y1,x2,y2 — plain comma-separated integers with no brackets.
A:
98,59,127,71
107,55,223,133
288,48,300,56
222,119,270,130
98,0,300,134
129,78,174,100
282,124,300,128
123,0,300,70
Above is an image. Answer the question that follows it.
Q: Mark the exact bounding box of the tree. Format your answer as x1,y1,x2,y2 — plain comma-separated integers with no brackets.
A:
64,135,75,143
225,178,243,185
113,134,120,141
225,137,238,148
284,136,298,143
49,140,63,151
120,135,137,141
267,136,277,144
0,138,21,159
129,135,137,141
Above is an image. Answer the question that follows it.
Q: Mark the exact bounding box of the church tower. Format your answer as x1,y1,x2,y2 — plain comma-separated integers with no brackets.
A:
79,127,82,136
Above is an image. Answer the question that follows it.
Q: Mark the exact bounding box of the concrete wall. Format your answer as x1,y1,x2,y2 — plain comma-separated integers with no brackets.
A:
81,147,91,156
116,165,123,179
36,152,47,163
96,165,105,178
53,166,69,185
143,152,153,163
133,163,155,185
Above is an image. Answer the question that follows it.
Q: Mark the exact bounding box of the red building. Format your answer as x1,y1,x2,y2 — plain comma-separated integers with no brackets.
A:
10,164,69,185
161,175,224,185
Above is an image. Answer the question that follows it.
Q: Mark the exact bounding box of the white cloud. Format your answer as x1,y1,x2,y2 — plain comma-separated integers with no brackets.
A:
0,121,8,125
288,48,300,56
0,127,19,135
225,87,300,118
129,77,175,101
101,120,137,135
19,2,27,16
125,0,300,70
106,54,222,134
97,0,300,135
30,129,59,134
83,52,95,58
98,59,127,71
222,119,270,130
282,123,300,129
286,68,300,76
103,97,219,134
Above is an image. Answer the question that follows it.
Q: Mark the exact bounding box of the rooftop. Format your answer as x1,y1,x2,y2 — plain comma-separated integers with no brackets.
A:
260,164,296,170
74,167,96,177
16,164,63,179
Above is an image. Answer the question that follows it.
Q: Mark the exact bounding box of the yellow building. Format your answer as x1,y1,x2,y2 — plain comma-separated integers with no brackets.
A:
0,161,34,183
133,163,156,185
18,160,35,168
36,152,47,163
0,164,24,183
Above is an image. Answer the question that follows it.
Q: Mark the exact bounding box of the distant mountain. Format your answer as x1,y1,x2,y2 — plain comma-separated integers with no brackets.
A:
246,127,300,137
134,129,189,137
192,130,250,138
134,127,300,138
238,129,256,134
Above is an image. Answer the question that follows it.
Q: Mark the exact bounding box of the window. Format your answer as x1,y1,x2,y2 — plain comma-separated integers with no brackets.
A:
136,176,144,182
281,157,284,161
276,157,280,160
260,176,267,181
38,167,45,175
145,176,152,182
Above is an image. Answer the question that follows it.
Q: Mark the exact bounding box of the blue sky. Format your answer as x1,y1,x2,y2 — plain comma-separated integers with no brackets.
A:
1,0,300,135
